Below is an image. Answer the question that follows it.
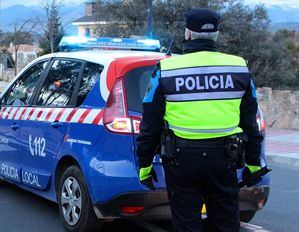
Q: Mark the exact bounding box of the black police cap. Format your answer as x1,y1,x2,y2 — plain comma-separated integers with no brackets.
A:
185,8,220,33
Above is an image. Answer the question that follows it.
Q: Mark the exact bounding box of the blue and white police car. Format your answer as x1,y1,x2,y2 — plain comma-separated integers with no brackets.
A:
0,37,270,231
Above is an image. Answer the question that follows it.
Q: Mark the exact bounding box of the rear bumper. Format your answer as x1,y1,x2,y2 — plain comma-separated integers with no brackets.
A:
93,185,270,220
239,185,270,212
93,191,170,220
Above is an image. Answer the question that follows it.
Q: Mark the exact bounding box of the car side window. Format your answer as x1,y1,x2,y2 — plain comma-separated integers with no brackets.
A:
36,59,82,107
2,61,48,106
76,62,103,106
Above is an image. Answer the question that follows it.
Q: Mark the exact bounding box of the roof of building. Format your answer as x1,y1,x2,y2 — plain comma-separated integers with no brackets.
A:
8,44,42,54
72,15,108,24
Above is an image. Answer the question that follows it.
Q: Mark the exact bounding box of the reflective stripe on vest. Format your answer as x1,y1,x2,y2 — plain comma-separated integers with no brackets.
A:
165,91,245,101
169,124,238,134
161,66,249,78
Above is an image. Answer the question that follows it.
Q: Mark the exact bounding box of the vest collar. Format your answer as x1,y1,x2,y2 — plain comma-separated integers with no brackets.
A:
183,39,218,54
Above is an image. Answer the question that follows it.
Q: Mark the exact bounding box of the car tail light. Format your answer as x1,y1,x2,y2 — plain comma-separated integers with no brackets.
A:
120,206,145,215
103,78,141,134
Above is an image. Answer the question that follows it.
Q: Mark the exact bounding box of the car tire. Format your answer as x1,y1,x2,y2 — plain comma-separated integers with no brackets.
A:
240,210,256,223
58,165,103,232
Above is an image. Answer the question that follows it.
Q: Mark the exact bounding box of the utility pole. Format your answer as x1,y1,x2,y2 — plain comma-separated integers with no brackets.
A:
147,0,153,38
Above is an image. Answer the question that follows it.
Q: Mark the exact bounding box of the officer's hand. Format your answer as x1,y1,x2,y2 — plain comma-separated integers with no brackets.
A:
242,164,262,187
139,165,158,190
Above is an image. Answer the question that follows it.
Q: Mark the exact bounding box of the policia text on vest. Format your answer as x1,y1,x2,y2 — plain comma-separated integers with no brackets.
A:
175,74,235,92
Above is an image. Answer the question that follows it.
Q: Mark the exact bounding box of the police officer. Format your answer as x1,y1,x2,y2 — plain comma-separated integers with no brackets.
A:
137,8,263,232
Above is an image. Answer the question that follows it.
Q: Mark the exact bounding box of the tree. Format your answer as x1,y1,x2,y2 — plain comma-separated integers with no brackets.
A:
94,0,230,50
218,2,299,89
153,0,230,53
38,0,64,54
6,19,36,75
93,0,299,90
0,29,4,47
271,30,299,89
94,0,148,37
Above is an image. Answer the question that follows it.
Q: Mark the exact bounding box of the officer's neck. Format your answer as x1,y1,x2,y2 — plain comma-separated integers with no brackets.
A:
183,39,218,54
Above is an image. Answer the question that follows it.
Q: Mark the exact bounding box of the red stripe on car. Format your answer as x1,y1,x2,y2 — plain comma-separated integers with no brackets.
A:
78,109,92,123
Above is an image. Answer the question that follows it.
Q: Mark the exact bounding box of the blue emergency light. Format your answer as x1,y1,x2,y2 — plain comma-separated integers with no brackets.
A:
59,36,161,52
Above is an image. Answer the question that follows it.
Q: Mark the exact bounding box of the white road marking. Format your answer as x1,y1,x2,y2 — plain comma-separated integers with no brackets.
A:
241,222,272,232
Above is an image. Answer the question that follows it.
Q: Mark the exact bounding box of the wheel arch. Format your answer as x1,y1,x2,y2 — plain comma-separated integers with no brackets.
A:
54,155,82,199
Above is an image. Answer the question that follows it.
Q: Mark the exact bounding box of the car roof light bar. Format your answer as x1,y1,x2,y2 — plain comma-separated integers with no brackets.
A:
59,36,161,52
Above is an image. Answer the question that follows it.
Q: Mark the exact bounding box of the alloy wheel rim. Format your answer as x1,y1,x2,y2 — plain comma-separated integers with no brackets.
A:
61,176,82,226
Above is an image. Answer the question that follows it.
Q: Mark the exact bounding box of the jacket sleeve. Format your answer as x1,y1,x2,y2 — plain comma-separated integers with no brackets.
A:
136,66,165,168
239,77,264,166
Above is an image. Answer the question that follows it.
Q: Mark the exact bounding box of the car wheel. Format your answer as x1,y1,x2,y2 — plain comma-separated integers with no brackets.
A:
240,210,256,223
58,165,103,232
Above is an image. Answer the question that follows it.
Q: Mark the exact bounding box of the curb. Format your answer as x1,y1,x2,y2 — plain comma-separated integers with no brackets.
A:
266,153,299,168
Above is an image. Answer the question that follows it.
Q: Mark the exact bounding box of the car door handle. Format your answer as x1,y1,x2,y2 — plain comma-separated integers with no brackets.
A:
50,121,63,128
11,123,19,130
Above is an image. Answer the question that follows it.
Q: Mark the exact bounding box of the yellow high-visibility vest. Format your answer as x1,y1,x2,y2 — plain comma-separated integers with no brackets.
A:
160,51,250,139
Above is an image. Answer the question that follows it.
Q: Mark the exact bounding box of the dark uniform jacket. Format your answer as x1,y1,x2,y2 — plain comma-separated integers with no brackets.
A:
137,39,264,168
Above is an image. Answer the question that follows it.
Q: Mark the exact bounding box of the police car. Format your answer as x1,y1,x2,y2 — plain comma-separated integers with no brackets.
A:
0,37,270,231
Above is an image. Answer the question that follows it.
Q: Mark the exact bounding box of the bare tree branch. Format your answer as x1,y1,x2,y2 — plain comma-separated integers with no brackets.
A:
8,18,37,75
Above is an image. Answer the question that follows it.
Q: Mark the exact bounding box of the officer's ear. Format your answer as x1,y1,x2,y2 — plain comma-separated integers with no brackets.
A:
185,28,191,41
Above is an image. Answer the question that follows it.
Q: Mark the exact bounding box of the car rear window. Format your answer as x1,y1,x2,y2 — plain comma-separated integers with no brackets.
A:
124,65,156,112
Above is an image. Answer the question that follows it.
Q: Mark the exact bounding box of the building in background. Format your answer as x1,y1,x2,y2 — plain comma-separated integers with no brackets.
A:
0,47,15,83
72,1,107,37
7,43,42,74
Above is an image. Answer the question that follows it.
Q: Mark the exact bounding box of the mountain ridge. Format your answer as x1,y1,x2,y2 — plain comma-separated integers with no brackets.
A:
0,3,85,34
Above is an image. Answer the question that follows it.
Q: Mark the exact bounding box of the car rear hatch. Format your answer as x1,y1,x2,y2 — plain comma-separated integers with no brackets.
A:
102,57,167,190
123,63,167,188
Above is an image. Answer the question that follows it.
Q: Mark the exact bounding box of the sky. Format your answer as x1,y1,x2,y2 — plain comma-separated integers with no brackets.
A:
2,0,299,9
1,0,83,8
245,0,299,7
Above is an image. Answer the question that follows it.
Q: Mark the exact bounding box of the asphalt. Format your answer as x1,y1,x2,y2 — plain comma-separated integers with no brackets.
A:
265,129,299,167
250,163,299,232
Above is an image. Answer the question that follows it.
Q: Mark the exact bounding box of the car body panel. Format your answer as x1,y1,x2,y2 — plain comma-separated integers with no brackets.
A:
19,108,68,190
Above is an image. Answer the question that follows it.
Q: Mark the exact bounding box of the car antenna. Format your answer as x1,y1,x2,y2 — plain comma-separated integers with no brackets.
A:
166,33,176,56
